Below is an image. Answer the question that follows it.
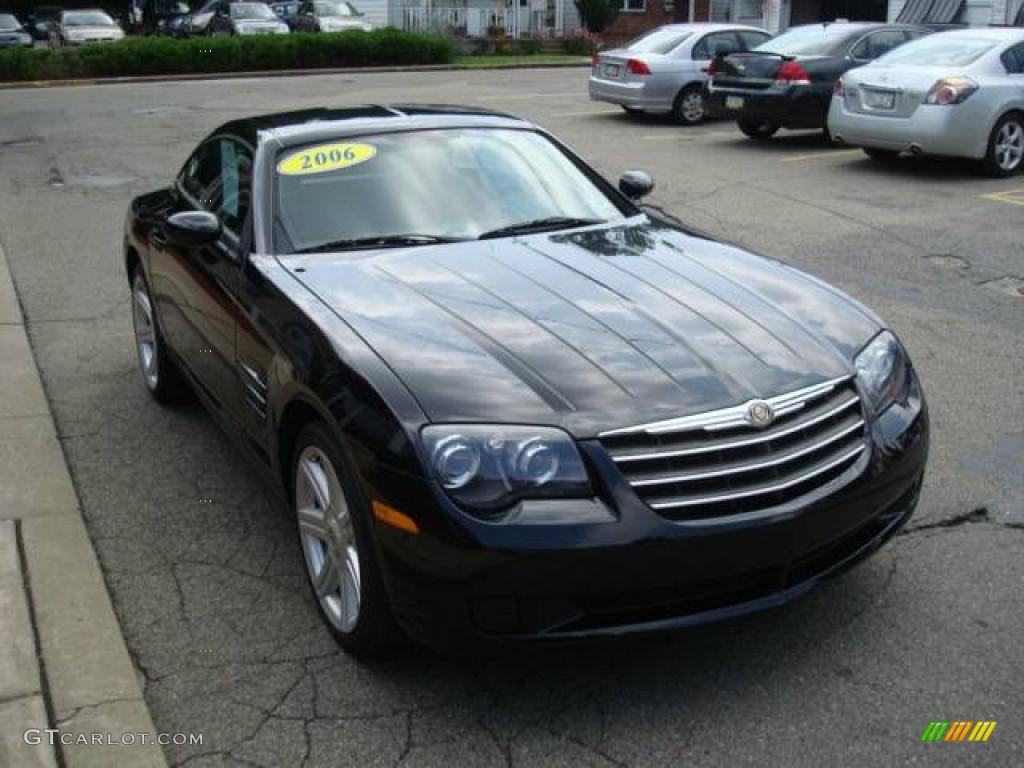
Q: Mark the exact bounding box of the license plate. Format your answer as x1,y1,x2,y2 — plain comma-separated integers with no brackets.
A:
604,64,620,78
725,95,744,110
863,90,895,110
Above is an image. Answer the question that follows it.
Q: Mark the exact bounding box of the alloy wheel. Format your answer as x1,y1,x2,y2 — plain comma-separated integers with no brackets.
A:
295,446,362,633
680,91,704,123
131,274,159,390
995,120,1023,172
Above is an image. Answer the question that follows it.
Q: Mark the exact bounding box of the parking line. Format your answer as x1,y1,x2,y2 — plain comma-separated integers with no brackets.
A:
980,187,1024,206
780,149,862,163
550,109,619,117
477,92,579,102
641,133,712,141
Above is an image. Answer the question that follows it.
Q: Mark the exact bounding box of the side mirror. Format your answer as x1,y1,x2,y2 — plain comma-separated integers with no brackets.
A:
165,210,221,247
619,170,654,201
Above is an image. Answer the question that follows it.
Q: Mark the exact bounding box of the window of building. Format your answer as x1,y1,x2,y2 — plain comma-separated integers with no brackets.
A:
617,0,645,11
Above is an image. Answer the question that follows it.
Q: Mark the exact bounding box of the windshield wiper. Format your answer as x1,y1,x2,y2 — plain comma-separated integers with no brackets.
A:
295,234,467,254
477,217,604,241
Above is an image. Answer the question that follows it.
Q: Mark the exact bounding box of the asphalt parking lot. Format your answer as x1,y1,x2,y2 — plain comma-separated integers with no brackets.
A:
0,68,1022,767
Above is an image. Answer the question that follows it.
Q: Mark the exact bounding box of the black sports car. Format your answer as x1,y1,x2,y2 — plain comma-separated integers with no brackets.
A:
124,106,929,655
707,22,931,140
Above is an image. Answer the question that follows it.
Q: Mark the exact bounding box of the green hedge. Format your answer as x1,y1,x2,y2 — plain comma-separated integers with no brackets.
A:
0,29,457,82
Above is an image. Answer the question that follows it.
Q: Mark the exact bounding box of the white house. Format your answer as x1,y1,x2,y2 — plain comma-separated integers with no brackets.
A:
706,0,1023,34
360,0,580,38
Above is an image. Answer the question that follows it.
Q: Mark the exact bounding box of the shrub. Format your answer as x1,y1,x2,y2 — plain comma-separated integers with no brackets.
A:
520,38,542,55
573,0,618,34
0,29,457,83
563,28,601,56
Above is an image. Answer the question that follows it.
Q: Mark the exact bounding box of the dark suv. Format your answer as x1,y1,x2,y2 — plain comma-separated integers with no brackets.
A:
707,22,931,141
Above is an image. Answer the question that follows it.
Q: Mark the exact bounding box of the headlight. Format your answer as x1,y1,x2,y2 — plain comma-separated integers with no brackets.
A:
277,22,289,32
422,425,591,514
855,331,909,415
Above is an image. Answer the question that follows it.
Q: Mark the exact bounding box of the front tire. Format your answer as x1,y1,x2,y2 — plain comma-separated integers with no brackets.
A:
292,422,398,657
130,268,188,404
672,85,705,126
737,118,779,140
983,112,1024,178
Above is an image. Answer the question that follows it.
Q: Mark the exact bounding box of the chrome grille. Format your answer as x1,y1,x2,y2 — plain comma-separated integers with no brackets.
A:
599,376,868,521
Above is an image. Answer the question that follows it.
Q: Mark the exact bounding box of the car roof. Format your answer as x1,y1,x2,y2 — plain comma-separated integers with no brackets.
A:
646,22,767,32
212,105,532,147
927,26,1024,40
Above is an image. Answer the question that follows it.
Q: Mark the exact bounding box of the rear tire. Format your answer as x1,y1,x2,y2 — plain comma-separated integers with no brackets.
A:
983,112,1024,178
672,85,705,126
737,118,778,140
292,422,400,658
863,147,899,162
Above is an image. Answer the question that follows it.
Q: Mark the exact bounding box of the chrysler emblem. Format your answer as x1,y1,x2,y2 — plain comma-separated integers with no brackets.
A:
746,400,775,428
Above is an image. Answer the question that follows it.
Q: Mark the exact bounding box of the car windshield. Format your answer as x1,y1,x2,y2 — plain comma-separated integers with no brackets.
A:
315,1,356,15
275,128,625,253
874,36,996,67
0,13,21,29
63,11,116,26
624,27,691,54
230,3,276,19
755,25,857,55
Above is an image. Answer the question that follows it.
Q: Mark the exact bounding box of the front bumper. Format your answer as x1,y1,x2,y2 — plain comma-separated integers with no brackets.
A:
373,375,928,653
827,95,989,160
707,83,832,130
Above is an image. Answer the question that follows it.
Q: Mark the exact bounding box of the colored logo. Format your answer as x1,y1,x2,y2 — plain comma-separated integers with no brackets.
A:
921,721,997,742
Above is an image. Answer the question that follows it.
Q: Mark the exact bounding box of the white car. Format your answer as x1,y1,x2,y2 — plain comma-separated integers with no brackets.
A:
829,27,1024,177
50,9,125,47
589,23,771,125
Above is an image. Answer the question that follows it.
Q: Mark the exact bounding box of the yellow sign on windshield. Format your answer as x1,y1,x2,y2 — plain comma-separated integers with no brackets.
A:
277,143,377,176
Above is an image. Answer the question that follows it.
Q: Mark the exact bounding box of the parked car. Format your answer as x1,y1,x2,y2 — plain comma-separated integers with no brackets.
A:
292,1,371,33
26,5,62,40
269,1,300,28
590,23,771,125
140,0,193,36
708,21,930,140
49,9,125,47
123,105,928,655
205,1,289,35
0,13,34,48
829,28,1024,177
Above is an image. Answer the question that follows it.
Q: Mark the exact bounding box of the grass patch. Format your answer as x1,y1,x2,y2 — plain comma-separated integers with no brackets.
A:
454,54,590,69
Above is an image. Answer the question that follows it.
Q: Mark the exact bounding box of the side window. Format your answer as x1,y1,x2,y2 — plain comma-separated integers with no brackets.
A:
1002,43,1024,74
851,30,907,62
692,32,740,61
737,31,770,50
179,142,221,211
216,138,253,235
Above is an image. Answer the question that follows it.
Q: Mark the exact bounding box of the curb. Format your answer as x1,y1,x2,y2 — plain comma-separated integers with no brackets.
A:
0,243,167,768
0,60,590,90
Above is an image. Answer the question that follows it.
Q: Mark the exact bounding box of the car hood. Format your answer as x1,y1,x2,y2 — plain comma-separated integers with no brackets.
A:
286,218,880,436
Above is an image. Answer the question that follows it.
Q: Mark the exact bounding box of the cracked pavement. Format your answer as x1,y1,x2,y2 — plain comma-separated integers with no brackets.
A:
0,69,1021,767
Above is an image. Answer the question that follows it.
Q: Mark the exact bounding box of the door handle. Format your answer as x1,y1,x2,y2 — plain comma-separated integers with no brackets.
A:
150,229,168,248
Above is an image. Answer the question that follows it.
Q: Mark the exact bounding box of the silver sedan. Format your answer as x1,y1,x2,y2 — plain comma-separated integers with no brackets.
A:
828,27,1024,177
589,23,771,125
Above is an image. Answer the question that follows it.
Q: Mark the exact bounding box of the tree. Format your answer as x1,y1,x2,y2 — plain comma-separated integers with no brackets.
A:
574,0,619,34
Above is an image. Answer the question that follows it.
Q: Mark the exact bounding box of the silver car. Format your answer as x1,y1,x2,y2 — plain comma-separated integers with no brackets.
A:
829,27,1024,177
589,23,771,125
293,1,371,33
49,9,125,47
